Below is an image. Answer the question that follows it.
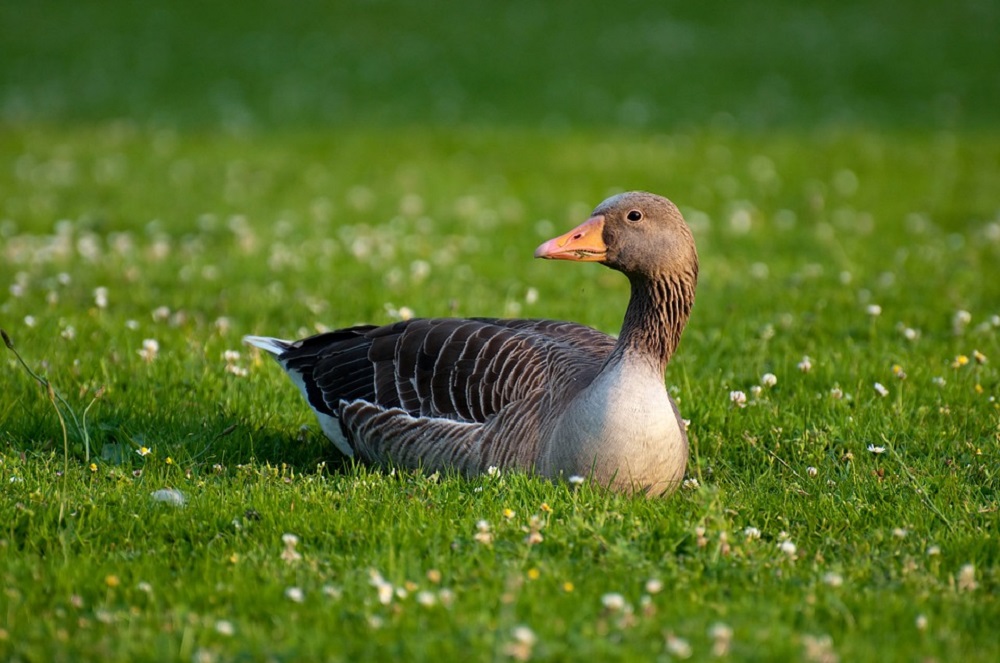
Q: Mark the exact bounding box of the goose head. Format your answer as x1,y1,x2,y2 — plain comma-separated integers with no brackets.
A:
534,191,697,282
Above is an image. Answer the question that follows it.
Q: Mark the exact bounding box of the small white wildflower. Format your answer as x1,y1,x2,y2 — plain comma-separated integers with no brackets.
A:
927,545,941,556
284,587,304,603
709,623,733,657
797,355,813,372
873,382,889,397
761,372,777,387
473,520,493,546
645,578,663,594
744,526,761,540
61,325,76,341
525,287,538,305
902,327,919,341
222,349,241,363
866,304,882,317
416,591,436,607
125,319,139,330
892,528,907,539
281,533,302,563
779,540,797,557
136,446,152,457
215,620,235,636
94,286,109,309
915,614,928,631
823,572,843,587
151,305,171,322
150,488,186,507
601,593,626,612
437,588,455,607
568,475,585,485
867,444,886,455
486,465,500,477
682,477,700,490
665,633,692,659
504,625,537,661
932,376,946,387
952,310,972,334
750,385,763,398
137,581,153,594
806,466,818,477
322,584,342,599
830,387,844,399
729,390,747,407
23,315,36,327
957,564,978,591
138,338,159,362
398,306,414,321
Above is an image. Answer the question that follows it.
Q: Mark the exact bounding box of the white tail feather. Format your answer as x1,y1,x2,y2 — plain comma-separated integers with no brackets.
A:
243,335,292,356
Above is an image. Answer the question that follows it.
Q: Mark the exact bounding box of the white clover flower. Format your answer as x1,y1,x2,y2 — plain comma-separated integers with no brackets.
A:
830,387,844,399
761,372,777,387
744,526,761,540
806,466,818,477
150,488,186,507
665,633,692,658
957,564,978,592
215,620,235,636
866,304,882,317
750,385,763,398
729,390,747,407
823,572,844,587
285,587,305,603
778,540,797,557
601,593,626,612
797,355,813,372
151,306,171,322
94,286,109,309
138,338,159,362
568,475,585,485
416,591,437,607
873,382,889,397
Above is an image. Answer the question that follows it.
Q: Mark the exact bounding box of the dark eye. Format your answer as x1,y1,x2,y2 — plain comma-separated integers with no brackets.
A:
626,209,643,222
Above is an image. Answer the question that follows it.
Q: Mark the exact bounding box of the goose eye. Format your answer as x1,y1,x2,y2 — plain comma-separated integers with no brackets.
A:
626,210,643,223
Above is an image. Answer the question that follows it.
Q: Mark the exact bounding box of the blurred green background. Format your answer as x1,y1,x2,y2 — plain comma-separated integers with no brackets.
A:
2,0,998,131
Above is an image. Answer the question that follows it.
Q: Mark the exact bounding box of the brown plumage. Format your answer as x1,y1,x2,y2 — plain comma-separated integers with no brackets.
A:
245,191,698,496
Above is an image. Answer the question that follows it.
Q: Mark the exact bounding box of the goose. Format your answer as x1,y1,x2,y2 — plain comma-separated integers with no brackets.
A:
245,191,698,496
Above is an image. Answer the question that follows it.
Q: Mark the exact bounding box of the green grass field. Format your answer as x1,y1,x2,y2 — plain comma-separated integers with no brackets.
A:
2,1,998,660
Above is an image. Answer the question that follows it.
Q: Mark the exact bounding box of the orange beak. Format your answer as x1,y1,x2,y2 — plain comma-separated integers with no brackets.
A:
534,215,607,261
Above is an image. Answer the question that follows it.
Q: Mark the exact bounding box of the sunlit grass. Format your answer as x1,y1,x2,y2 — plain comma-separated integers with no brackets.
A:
2,0,1000,659
2,123,998,661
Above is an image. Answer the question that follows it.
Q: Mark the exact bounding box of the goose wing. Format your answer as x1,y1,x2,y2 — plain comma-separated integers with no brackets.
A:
273,317,615,425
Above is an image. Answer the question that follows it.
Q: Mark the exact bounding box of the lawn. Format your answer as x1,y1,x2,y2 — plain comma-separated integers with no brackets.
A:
1,1,998,661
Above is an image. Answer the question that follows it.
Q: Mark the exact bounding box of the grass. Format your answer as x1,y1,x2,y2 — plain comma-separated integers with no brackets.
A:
1,1,999,661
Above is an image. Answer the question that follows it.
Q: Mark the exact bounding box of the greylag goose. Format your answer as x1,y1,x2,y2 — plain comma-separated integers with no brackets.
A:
245,191,698,496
